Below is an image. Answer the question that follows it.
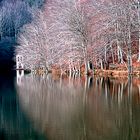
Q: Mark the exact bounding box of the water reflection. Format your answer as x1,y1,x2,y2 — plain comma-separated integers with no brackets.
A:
16,70,24,86
0,74,45,140
16,74,140,140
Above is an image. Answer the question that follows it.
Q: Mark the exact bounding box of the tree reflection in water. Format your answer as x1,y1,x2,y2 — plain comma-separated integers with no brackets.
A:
0,74,45,140
16,74,140,140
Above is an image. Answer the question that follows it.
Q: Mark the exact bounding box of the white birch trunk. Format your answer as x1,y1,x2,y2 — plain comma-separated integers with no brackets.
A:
100,59,103,70
69,64,72,77
87,61,90,70
117,45,123,64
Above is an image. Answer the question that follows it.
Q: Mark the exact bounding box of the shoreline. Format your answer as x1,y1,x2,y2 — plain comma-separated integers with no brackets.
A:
94,69,140,77
17,68,140,78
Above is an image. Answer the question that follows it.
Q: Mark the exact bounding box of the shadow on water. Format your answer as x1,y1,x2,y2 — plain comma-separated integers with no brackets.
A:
16,74,140,140
0,73,46,140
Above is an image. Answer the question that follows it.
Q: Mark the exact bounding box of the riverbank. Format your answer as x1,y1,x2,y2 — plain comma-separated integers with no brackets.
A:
31,68,140,77
94,70,140,77
23,62,140,78
94,62,140,77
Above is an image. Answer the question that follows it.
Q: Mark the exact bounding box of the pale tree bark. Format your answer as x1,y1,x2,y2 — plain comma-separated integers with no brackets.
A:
87,61,90,71
100,58,103,70
104,46,107,63
127,5,133,74
127,28,133,74
116,17,123,64
117,45,123,64
110,42,115,64
68,58,71,74
137,1,140,61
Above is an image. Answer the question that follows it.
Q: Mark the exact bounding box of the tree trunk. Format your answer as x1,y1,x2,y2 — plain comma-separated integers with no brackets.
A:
127,47,132,74
78,61,81,75
69,64,72,77
138,35,140,61
115,3,123,64
82,41,88,74
127,17,133,74
117,45,123,64
137,1,140,61
70,69,72,76
100,59,103,70
127,29,132,74
105,46,107,63
87,61,90,71
110,43,115,64
84,60,88,74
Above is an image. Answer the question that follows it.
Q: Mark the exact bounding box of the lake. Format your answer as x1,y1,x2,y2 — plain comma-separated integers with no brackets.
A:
0,72,140,140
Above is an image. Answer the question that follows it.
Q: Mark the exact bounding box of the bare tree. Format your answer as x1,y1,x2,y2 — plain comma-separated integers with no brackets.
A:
16,0,90,73
15,0,140,74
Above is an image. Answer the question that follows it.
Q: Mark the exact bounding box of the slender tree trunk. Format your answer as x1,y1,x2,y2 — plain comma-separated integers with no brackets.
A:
84,60,88,74
96,58,98,68
59,60,63,75
126,4,133,75
100,59,103,70
72,67,75,73
117,43,123,64
69,63,72,77
68,61,72,83
75,66,78,74
83,46,88,74
78,61,81,76
137,1,140,61
127,22,133,74
84,75,88,91
115,2,123,64
87,61,90,70
82,38,88,74
110,43,115,64
138,36,140,61
127,42,133,74
105,46,107,63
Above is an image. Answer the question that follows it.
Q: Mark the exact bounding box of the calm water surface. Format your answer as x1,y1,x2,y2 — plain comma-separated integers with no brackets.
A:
0,73,140,140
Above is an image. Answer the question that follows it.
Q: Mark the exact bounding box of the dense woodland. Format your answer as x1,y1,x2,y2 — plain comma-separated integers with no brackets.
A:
15,0,140,75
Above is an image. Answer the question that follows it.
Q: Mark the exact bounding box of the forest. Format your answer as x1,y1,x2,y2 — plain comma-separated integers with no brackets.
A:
15,0,140,76
5,0,140,75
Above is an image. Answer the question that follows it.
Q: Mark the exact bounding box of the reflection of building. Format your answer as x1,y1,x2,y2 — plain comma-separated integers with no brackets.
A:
16,70,24,86
16,55,24,70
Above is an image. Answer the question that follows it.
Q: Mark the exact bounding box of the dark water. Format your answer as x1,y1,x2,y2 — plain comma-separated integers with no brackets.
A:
0,73,140,140
0,74,45,140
